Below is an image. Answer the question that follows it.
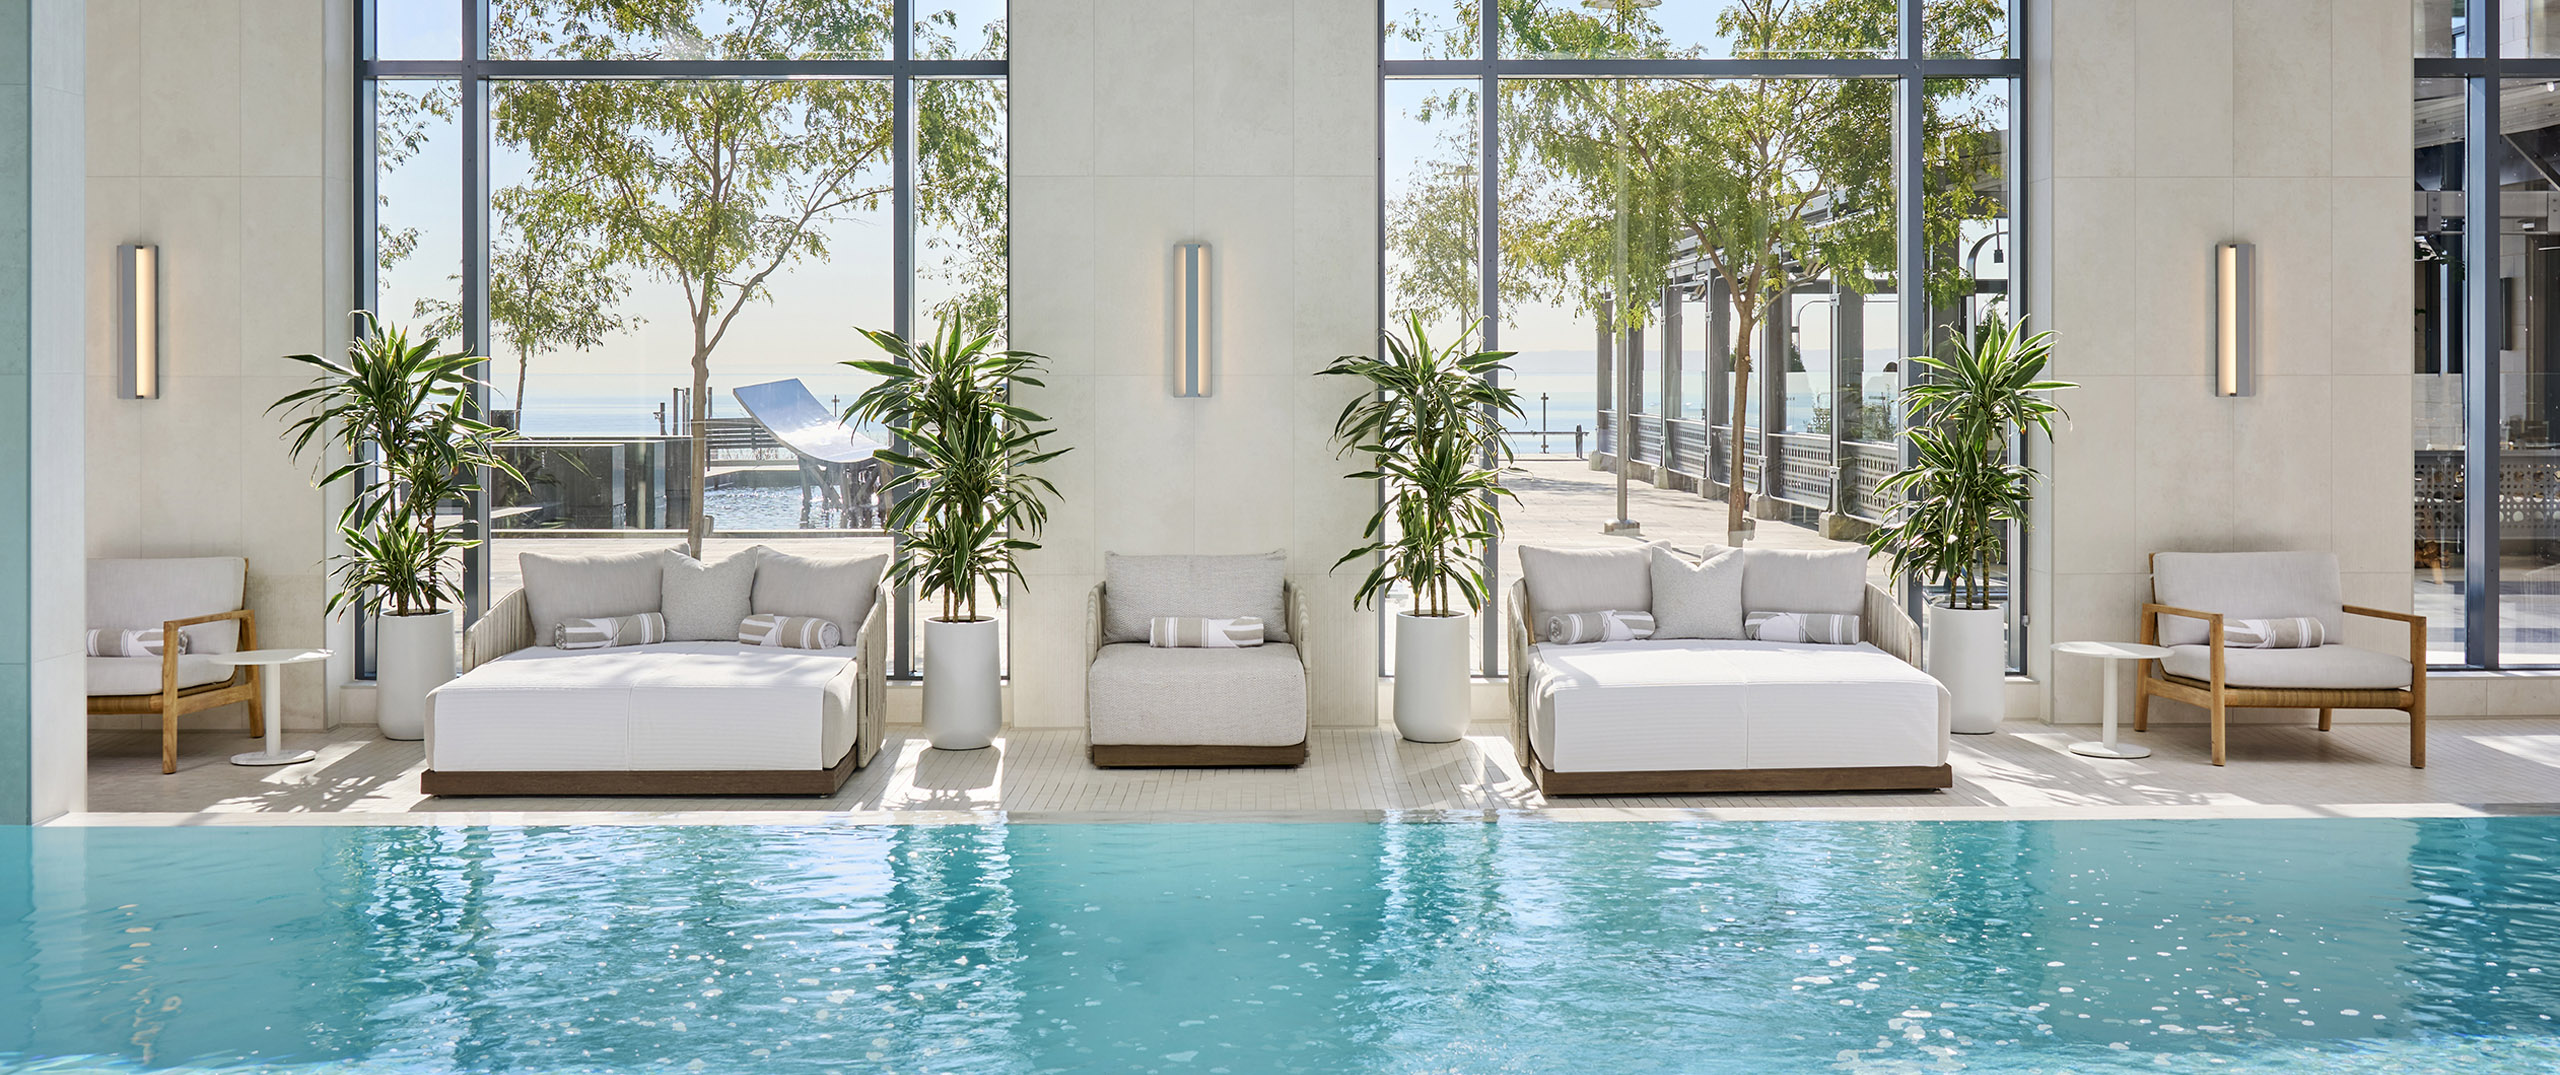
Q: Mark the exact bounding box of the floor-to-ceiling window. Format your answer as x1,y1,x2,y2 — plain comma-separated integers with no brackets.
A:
2413,2,2560,669
360,0,1006,676
1382,0,2021,675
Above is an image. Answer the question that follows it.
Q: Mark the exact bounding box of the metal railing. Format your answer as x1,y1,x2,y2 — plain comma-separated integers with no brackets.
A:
1596,412,1900,522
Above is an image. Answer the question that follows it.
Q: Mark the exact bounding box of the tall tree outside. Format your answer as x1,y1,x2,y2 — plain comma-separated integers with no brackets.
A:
1388,0,2004,543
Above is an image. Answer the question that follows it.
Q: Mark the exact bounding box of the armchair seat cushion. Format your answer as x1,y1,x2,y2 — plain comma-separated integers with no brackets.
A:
88,655,232,697
2161,643,2410,690
1087,642,1306,747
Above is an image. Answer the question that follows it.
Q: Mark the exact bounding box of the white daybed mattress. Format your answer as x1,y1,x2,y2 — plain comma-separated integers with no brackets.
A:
426,642,860,773
1527,639,1950,773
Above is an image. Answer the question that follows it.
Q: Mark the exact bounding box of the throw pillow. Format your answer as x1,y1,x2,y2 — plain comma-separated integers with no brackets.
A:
1103,552,1290,644
554,612,668,650
1744,611,1863,645
751,549,889,641
1518,543,1661,619
739,613,844,649
86,626,188,658
661,547,764,641
1148,616,1266,648
2226,616,2326,649
521,546,674,642
1738,546,1870,617
1648,546,1746,639
1542,609,1657,645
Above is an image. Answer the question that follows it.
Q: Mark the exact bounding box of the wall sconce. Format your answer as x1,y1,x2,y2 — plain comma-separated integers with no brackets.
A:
117,243,160,400
1175,241,1211,398
2214,241,2254,398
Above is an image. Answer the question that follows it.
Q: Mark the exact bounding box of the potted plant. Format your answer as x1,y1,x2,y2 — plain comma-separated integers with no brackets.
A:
844,318,1067,750
273,314,517,740
1865,314,2072,734
1320,313,1523,743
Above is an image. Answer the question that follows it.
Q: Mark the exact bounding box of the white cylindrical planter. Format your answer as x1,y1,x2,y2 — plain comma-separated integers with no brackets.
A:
923,616,1001,750
375,609,455,741
1925,603,2008,735
1392,612,1473,743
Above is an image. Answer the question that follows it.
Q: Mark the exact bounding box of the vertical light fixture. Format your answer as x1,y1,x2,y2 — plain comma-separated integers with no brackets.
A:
1176,241,1211,398
117,243,161,400
2214,241,2255,397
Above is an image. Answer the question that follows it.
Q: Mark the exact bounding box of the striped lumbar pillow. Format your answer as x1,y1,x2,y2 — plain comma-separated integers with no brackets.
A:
554,612,667,650
739,613,844,650
1542,609,1657,645
1148,616,1266,648
1745,610,1863,645
2226,616,2325,649
86,627,188,658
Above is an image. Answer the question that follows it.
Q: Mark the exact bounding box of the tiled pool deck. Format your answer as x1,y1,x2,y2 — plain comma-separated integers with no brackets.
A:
70,715,2560,826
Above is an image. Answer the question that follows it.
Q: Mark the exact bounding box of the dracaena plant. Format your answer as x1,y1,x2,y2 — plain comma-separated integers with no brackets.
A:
1865,313,2072,611
1320,313,1525,618
272,313,519,618
842,318,1068,623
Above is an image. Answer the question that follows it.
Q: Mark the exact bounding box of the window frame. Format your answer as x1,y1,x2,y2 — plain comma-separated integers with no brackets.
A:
354,0,1006,679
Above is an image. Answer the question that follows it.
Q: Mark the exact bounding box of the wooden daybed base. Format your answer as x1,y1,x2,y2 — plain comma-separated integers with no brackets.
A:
1088,740,1309,768
421,747,860,797
1529,752,1953,796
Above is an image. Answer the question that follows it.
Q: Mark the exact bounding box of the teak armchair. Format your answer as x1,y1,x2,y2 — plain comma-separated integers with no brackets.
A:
2134,552,2425,768
85,557,263,774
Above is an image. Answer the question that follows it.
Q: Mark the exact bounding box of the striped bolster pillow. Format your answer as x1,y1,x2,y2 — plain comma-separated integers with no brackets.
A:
1148,616,1266,648
739,614,844,649
1744,611,1863,645
554,612,668,650
1542,610,1656,645
2227,616,2325,649
86,627,188,658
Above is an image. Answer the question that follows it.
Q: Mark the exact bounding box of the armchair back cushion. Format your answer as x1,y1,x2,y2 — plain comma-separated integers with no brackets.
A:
87,557,247,654
520,545,674,642
1518,543,1660,620
751,548,888,640
1102,552,1290,644
660,546,765,641
2151,551,2343,647
1739,547,1868,618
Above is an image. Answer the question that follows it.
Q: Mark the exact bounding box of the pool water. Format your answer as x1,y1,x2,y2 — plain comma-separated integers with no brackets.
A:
3,818,2558,1073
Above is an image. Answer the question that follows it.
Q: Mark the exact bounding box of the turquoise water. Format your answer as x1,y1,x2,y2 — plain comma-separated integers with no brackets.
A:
3,818,2559,1073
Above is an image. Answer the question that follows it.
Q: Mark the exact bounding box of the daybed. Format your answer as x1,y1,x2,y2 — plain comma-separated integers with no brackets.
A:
1505,543,1951,795
420,546,889,796
1086,552,1311,767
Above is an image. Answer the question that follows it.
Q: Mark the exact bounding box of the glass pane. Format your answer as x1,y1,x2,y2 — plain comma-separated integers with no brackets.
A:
376,0,462,59
491,0,897,61
484,78,899,608
1387,0,1478,60
2500,78,2560,663
916,77,1010,340
1487,77,1893,672
1925,0,2009,59
2414,78,2466,664
2416,0,2464,57
1923,77,2014,651
2506,0,2560,56
1500,0,1896,61
915,0,1005,59
1382,79,1485,671
373,80,461,348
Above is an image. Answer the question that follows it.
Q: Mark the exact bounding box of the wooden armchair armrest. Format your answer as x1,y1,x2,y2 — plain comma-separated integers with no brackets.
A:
162,608,257,693
2344,604,2429,676
2139,603,2225,685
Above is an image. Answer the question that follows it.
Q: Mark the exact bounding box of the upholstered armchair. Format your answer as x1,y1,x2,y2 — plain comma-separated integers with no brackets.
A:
2136,551,2425,767
1085,553,1310,767
85,557,261,774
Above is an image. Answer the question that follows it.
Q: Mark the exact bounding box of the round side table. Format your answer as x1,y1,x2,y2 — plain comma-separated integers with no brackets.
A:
203,648,333,766
2050,641,2171,760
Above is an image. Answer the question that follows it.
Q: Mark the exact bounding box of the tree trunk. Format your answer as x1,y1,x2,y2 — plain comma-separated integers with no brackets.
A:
515,349,530,422
1724,318,1755,543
